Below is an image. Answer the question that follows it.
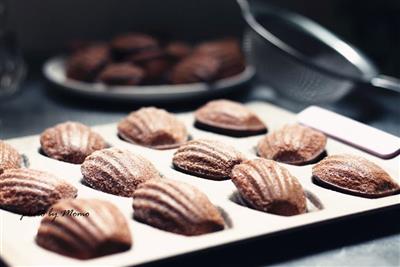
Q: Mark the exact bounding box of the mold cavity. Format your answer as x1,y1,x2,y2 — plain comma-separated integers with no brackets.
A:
131,204,232,236
37,148,79,165
21,154,30,168
171,164,230,181
38,147,47,157
38,147,112,165
194,121,267,137
229,189,323,216
217,206,233,229
252,149,328,166
117,133,191,150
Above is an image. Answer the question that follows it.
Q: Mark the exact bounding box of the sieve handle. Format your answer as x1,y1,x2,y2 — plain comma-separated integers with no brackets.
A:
370,75,400,94
297,106,400,159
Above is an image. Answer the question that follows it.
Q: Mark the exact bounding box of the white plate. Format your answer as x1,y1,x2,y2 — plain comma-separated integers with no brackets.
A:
43,56,255,102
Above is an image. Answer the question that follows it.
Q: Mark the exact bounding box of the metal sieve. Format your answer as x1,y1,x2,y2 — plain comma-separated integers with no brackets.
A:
238,0,400,103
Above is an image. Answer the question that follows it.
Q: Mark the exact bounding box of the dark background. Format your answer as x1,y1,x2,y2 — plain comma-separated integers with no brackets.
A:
6,0,400,77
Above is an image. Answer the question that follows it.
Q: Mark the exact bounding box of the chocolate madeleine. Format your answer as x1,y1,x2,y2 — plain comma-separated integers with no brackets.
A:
111,33,159,60
118,107,188,149
40,121,107,164
195,99,267,136
173,139,245,180
0,168,77,215
81,148,161,197
312,154,400,198
97,63,144,85
195,38,246,79
133,179,224,236
165,41,192,61
36,198,132,259
169,53,220,84
257,124,327,165
0,140,22,174
231,158,306,216
66,44,110,82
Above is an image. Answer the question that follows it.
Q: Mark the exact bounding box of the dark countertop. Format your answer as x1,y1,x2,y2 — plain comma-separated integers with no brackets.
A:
0,70,399,267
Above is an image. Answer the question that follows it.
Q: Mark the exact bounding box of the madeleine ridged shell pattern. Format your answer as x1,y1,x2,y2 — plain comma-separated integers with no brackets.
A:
0,168,77,215
195,99,267,136
81,148,162,197
312,154,400,198
118,107,188,149
257,124,327,165
40,121,107,164
133,179,224,236
36,198,132,259
0,141,22,174
172,139,246,180
231,158,306,216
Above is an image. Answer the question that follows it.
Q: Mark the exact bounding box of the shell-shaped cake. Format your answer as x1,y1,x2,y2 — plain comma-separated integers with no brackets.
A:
257,124,327,165
40,121,107,164
118,107,188,149
231,158,306,216
133,179,225,236
81,147,162,197
173,139,246,180
36,198,132,259
312,154,400,198
169,53,221,84
0,140,22,174
0,168,77,215
195,99,267,136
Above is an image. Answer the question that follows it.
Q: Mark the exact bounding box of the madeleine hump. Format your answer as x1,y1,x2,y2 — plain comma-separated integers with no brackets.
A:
36,198,132,259
312,154,400,198
0,168,77,215
257,124,327,165
0,140,22,174
195,99,267,136
173,139,246,180
133,179,225,236
81,147,162,196
40,121,107,164
118,107,188,149
231,158,306,216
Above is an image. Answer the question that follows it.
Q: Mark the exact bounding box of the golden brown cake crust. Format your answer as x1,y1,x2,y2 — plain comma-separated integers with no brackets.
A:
173,139,246,180
231,158,306,216
0,140,22,174
36,198,132,259
133,179,224,236
312,154,400,198
117,107,188,149
0,168,77,215
40,121,107,164
195,99,267,136
81,147,162,197
257,124,327,165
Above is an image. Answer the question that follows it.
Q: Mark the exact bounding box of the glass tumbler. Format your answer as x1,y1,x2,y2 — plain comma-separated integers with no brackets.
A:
0,0,26,100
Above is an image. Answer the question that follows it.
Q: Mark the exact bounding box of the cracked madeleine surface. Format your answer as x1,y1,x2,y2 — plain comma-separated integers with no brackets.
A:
133,179,224,236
